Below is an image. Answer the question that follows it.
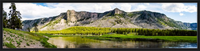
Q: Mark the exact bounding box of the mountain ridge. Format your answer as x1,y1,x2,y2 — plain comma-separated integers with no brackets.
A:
21,8,197,31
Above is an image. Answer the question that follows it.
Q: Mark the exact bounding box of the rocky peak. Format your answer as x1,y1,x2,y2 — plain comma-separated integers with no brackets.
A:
113,8,124,14
67,10,77,22
114,8,120,11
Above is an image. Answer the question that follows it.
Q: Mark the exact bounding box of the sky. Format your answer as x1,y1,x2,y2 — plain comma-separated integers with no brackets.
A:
3,3,197,23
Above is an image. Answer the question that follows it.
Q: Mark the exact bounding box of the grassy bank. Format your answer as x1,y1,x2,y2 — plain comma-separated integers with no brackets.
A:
36,33,102,38
3,28,57,48
37,33,197,43
34,32,197,43
86,34,197,43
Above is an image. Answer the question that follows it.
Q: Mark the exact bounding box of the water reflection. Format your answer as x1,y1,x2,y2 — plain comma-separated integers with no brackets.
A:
47,37,197,48
78,44,91,48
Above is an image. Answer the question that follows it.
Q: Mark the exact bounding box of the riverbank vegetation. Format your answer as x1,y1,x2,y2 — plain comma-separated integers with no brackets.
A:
85,34,197,43
38,26,197,36
34,26,197,43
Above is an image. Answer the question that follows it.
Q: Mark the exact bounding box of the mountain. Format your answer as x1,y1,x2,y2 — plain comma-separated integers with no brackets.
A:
183,23,197,30
21,8,196,31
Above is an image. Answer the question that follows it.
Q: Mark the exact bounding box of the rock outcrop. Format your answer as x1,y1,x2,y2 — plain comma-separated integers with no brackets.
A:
67,10,77,22
113,8,125,14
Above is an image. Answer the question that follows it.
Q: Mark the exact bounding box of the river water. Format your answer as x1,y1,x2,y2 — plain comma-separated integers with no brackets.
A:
47,37,197,48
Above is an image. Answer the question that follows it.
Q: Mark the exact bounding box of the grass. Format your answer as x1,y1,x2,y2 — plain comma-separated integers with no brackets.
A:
127,13,138,17
3,28,57,48
86,34,197,43
37,26,197,36
4,42,16,48
40,38,57,48
158,20,167,26
38,26,111,34
8,38,13,42
36,33,101,38
157,18,181,29
44,33,197,43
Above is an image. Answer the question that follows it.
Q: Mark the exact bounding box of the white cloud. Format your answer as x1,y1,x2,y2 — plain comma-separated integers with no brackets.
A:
92,3,115,12
184,5,197,13
3,3,197,21
133,5,147,11
3,3,133,20
162,3,197,13
3,3,64,20
179,13,184,16
144,3,150,5
115,3,132,12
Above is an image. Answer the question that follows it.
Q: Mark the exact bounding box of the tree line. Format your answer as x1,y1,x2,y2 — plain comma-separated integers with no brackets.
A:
111,28,197,36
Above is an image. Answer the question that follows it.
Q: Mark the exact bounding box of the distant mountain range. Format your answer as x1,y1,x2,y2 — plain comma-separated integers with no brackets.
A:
183,23,197,30
19,8,197,31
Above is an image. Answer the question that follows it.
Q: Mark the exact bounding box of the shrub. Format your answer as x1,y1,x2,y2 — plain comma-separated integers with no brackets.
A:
26,43,30,46
19,39,22,42
16,41,21,45
30,40,33,42
40,38,57,48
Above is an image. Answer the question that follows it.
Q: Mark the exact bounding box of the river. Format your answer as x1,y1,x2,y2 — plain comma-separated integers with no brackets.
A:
47,37,197,48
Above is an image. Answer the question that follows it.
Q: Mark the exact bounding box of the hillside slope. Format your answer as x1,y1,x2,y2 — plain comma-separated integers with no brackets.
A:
3,28,56,48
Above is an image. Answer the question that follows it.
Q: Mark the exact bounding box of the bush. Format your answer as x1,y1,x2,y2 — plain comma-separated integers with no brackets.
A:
26,43,30,46
19,39,22,42
16,41,21,45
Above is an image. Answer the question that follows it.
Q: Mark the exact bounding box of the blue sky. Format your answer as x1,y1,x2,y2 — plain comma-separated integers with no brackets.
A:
3,3,197,23
34,3,48,6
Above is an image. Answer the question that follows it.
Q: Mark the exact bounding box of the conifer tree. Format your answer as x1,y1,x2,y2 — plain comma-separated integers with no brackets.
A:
8,3,22,29
33,23,38,32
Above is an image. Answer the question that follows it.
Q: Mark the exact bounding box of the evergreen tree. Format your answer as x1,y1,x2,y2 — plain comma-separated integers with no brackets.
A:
27,27,30,32
33,23,38,32
8,3,22,29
